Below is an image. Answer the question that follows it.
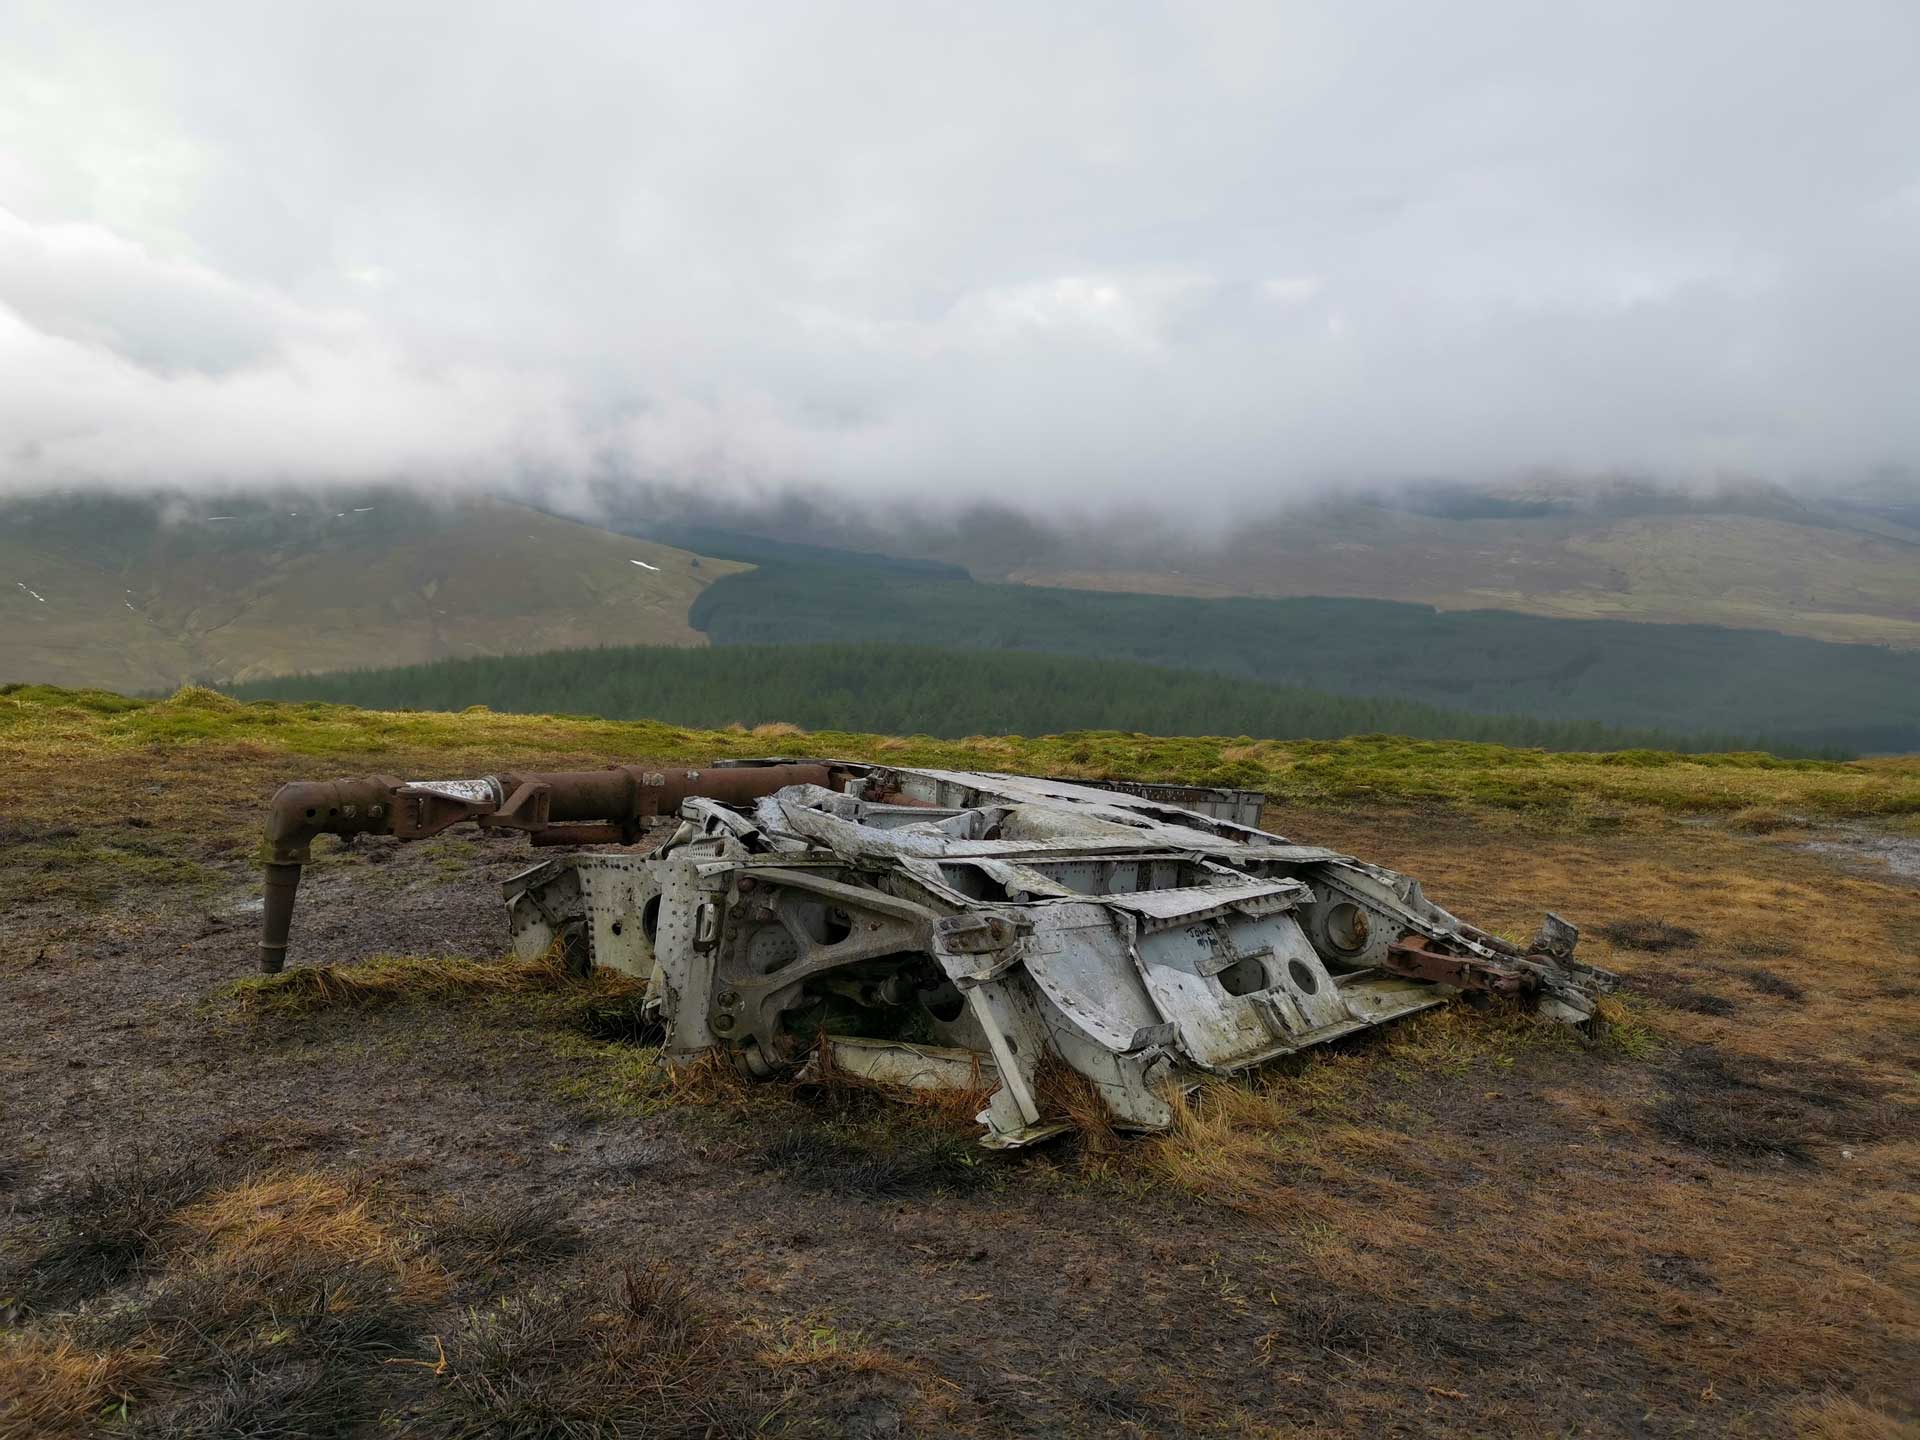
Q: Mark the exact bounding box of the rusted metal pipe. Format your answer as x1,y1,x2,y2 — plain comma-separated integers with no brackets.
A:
259,862,303,973
256,762,833,971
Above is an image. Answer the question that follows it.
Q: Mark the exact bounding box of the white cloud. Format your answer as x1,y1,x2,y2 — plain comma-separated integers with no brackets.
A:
937,272,1214,354
1261,276,1324,305
0,1,1915,510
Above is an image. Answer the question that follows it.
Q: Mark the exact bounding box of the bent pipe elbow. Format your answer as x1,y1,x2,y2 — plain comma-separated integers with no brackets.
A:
264,777,399,863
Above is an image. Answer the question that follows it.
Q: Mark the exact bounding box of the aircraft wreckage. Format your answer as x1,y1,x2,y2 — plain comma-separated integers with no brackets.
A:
258,760,1616,1146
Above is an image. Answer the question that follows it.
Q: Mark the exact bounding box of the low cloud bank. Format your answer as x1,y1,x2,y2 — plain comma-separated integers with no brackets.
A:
2,4,1917,513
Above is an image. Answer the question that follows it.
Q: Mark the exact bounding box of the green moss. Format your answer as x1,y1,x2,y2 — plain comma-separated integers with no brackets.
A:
546,1035,677,1117
0,682,147,714
0,836,225,908
1379,1004,1584,1080
1594,1000,1663,1061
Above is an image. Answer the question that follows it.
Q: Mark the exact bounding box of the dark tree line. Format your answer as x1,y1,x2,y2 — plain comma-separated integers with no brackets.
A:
229,641,1837,755
687,566,1917,753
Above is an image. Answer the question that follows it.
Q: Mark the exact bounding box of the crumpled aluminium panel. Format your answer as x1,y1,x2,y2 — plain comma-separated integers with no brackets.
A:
503,764,1615,1147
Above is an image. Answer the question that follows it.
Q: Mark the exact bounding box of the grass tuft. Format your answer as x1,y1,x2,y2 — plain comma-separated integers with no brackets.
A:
127,1353,362,1440
752,1316,919,1381
1034,1053,1121,1158
167,1174,443,1302
230,953,640,1016
1729,806,1796,834
569,994,665,1045
427,1197,584,1270
10,1153,214,1306
441,1263,743,1438
1140,1082,1299,1218
0,1333,162,1440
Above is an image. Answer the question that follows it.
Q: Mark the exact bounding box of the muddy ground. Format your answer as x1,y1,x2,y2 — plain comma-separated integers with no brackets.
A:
2,754,1916,1438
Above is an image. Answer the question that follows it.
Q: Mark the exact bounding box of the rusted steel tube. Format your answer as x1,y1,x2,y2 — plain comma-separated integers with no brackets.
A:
256,762,834,971
259,861,303,974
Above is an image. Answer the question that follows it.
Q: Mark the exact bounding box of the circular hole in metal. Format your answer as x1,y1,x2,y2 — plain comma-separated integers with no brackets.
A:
640,895,661,943
1216,954,1268,996
923,982,965,1023
609,920,623,936
822,907,853,945
1287,958,1320,995
1323,902,1370,954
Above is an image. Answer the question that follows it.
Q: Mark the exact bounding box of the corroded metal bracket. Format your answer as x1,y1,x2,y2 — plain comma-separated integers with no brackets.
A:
1383,934,1534,995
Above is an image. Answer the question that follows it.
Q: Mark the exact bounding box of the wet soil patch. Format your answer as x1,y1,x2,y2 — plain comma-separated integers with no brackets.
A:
743,1123,993,1199
1626,969,1741,1017
1597,917,1701,952
1796,823,1920,883
1734,966,1807,1002
1648,1045,1908,1163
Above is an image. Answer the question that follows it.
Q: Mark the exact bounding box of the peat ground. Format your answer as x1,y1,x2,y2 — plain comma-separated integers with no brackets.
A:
1,696,1916,1437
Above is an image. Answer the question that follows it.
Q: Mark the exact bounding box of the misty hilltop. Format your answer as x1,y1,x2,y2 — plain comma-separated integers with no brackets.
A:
608,477,1920,650
0,493,742,692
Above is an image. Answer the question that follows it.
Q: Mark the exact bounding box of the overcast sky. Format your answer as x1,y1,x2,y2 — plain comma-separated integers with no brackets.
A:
1,1,1916,512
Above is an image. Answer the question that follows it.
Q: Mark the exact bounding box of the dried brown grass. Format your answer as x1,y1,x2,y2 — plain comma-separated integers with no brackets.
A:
231,952,642,1015
439,1261,739,1434
441,1262,952,1435
1034,1052,1121,1157
166,1173,445,1307
1143,1082,1294,1217
2,1169,444,1439
0,1334,161,1440
751,1317,923,1380
1791,1395,1920,1440
1232,807,1920,1415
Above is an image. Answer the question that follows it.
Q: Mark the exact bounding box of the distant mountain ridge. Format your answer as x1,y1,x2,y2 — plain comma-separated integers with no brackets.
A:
1006,505,1920,648
0,492,745,691
4,483,1916,753
594,478,1920,648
